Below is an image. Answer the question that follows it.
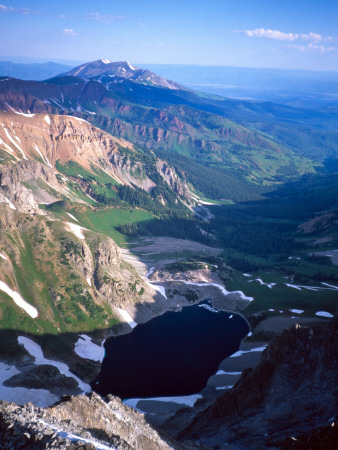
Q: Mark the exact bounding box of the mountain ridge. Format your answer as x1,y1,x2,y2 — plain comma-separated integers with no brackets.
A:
59,59,183,90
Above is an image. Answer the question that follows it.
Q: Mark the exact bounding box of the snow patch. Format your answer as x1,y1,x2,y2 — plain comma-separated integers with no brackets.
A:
32,144,52,168
145,266,155,278
199,303,219,313
65,222,86,240
101,59,111,64
286,284,302,291
18,336,90,392
230,346,267,358
315,311,334,318
0,280,38,318
66,212,78,222
116,307,137,328
74,335,105,362
289,309,304,314
321,282,338,290
0,252,8,260
286,282,338,292
14,111,35,118
86,277,92,286
175,280,253,302
44,115,50,125
216,370,242,375
126,61,136,71
0,362,58,407
3,197,16,210
255,278,276,289
151,284,167,299
1,124,28,159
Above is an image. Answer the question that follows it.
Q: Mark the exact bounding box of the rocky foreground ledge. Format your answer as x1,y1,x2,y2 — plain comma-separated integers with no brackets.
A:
0,392,194,449
1,317,337,449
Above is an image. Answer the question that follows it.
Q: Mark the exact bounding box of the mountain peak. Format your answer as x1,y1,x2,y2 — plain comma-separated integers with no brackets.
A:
58,59,181,90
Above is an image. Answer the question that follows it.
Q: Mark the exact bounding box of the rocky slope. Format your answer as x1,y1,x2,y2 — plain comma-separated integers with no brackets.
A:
163,318,338,449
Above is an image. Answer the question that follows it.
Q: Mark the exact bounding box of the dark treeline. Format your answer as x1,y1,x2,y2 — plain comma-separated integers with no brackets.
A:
144,218,212,244
224,255,273,272
156,150,269,202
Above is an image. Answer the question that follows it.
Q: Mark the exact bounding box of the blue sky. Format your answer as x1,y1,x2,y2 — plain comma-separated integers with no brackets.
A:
0,0,337,70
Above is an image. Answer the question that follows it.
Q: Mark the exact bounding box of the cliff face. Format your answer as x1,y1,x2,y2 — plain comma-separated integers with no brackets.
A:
0,159,60,213
168,318,338,449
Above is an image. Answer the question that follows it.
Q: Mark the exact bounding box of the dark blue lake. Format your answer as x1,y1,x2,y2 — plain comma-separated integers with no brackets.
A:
93,301,249,399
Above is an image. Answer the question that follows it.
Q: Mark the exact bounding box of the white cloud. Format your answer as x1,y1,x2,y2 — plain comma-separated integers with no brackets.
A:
288,43,337,53
242,28,323,42
63,28,78,36
0,4,39,14
84,12,126,23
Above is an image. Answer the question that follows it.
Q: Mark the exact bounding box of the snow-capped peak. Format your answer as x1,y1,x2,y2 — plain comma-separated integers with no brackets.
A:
101,59,111,64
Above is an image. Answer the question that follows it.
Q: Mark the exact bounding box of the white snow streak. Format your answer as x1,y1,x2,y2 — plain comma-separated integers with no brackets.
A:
151,284,167,299
116,307,137,328
315,311,334,318
174,280,254,302
0,281,38,318
32,144,52,167
66,212,79,222
39,420,114,450
289,309,304,314
3,197,16,209
44,115,51,125
216,370,242,375
0,252,8,260
1,124,28,159
230,346,267,358
255,278,276,289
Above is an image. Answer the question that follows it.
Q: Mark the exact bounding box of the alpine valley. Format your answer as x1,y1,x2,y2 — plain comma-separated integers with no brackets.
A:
0,59,337,449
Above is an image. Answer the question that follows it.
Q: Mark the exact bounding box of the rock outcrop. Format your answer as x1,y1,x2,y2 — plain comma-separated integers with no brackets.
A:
0,159,60,213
